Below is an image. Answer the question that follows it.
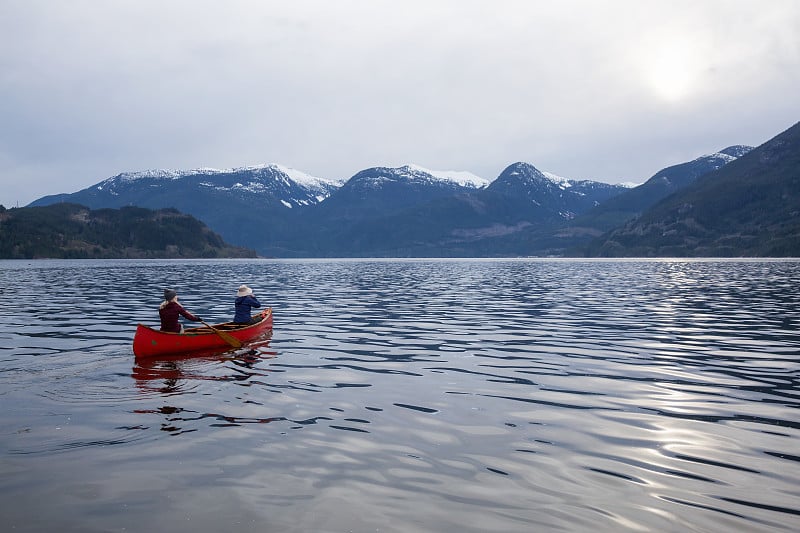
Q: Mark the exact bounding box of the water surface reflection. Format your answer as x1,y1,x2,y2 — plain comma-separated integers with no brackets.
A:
0,259,798,532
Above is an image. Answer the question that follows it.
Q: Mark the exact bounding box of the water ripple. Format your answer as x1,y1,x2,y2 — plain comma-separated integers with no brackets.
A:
1,258,799,532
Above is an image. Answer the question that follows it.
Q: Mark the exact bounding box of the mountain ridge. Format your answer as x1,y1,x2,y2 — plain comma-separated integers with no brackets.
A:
22,130,783,257
582,122,800,256
565,145,755,236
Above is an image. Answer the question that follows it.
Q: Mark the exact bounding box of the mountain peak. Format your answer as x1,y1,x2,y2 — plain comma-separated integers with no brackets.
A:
347,164,489,191
108,163,341,189
718,145,754,158
691,146,754,167
495,162,564,188
500,161,545,176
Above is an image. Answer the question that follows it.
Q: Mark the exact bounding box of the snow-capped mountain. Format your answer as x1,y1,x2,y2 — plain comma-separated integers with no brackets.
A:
582,124,798,257
28,163,345,251
310,164,490,221
569,145,755,234
289,162,631,257
487,162,628,219
27,147,749,257
398,164,489,188
27,159,630,255
17,122,793,258
647,146,752,189
54,164,344,210
342,164,487,192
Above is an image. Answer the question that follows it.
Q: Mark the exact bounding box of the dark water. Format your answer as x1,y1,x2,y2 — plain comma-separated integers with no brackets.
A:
1,258,798,532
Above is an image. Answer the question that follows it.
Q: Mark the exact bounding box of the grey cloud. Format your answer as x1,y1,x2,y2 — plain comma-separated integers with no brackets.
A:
1,0,799,207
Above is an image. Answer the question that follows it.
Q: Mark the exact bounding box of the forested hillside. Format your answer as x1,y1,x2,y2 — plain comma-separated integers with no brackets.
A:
582,122,800,257
0,203,256,259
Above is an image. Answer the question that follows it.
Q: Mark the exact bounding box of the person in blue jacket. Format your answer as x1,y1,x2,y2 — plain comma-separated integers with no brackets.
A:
233,284,261,324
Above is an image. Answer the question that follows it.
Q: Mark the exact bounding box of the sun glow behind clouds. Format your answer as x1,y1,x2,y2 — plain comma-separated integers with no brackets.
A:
643,41,700,102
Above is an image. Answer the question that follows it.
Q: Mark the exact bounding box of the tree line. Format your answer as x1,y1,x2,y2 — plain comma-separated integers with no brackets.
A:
0,203,256,259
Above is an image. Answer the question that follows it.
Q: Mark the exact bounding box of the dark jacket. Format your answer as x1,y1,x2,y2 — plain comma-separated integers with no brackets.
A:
159,301,201,333
233,295,261,323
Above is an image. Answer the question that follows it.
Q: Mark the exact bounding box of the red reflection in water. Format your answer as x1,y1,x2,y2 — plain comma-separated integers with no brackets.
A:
131,335,276,394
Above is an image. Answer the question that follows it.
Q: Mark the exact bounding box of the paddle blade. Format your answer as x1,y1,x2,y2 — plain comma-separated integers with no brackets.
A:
216,329,242,348
201,320,242,348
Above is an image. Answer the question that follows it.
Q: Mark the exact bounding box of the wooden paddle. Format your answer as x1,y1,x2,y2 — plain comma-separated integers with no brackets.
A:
200,319,242,348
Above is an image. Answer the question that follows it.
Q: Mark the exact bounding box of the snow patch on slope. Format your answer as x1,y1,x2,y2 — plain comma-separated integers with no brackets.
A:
542,171,572,188
108,164,338,187
402,164,489,188
273,164,345,188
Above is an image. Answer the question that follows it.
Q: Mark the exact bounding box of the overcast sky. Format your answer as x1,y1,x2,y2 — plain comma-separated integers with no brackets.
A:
1,0,799,207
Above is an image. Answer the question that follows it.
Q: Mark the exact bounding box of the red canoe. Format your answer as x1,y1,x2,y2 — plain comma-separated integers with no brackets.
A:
133,308,273,358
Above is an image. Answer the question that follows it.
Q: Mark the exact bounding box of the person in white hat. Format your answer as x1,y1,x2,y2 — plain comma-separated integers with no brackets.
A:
233,284,261,324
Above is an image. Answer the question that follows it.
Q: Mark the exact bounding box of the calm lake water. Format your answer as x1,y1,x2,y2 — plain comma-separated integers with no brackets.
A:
0,258,798,532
